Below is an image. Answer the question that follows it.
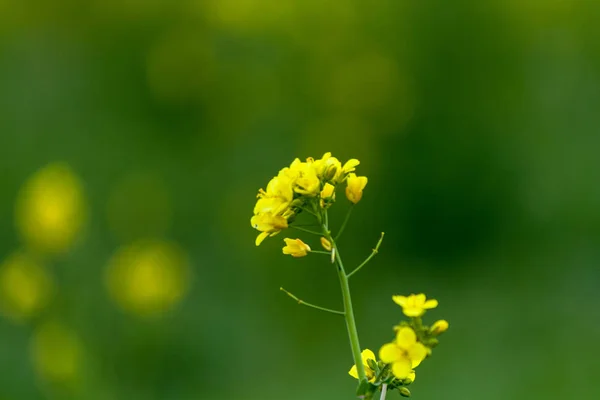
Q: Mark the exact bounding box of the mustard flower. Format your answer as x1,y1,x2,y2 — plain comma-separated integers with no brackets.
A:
345,173,368,204
282,238,311,257
430,319,449,335
392,294,438,317
288,159,320,196
310,152,342,181
379,327,428,380
251,213,288,246
348,349,377,383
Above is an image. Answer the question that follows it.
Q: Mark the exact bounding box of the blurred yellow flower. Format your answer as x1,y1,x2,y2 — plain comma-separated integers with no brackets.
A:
282,238,311,258
379,327,427,380
348,348,376,382
430,319,449,335
0,251,53,322
392,294,438,317
345,173,368,204
15,163,86,255
31,321,83,384
106,240,190,317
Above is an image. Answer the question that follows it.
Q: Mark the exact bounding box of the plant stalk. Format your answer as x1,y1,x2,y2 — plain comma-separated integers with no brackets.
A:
324,227,367,386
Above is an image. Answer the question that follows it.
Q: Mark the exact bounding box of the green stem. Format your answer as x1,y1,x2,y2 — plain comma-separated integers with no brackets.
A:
290,225,322,236
280,287,345,316
334,205,353,241
323,225,367,386
347,232,385,279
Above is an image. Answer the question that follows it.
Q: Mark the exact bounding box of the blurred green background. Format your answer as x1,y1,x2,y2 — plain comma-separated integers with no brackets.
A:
1,1,600,399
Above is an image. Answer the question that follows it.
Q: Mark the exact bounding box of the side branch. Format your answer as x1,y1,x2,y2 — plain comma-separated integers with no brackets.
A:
347,232,385,279
279,287,345,316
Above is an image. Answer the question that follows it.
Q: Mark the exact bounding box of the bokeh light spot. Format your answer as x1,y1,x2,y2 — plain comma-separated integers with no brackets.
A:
31,321,83,384
15,162,87,255
105,240,190,317
0,251,54,322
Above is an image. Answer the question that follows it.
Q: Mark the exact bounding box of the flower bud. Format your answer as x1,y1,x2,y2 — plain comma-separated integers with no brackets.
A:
345,174,368,204
399,387,411,397
320,237,332,251
430,319,449,336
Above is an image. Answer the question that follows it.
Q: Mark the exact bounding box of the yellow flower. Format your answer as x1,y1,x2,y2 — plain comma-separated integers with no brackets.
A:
345,173,368,204
15,162,87,255
320,182,336,208
392,293,438,317
320,237,332,251
341,158,360,175
348,349,377,383
251,213,289,246
430,319,449,335
379,327,428,379
282,238,311,257
289,158,320,196
311,152,342,181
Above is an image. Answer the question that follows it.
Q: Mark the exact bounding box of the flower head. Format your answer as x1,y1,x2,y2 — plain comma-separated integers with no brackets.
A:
282,238,311,257
348,349,377,383
392,293,438,317
345,173,368,204
379,327,428,380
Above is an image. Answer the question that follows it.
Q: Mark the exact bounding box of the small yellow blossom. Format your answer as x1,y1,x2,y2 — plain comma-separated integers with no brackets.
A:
251,213,289,246
320,237,332,251
289,159,320,196
320,183,336,208
282,238,311,257
430,319,449,335
379,327,428,379
348,349,377,383
392,293,438,317
345,173,368,204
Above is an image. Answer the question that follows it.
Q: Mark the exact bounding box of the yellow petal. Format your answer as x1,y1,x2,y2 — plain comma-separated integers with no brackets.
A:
342,159,360,173
379,343,401,363
392,295,407,307
407,370,416,383
408,342,428,368
348,365,359,379
391,358,412,379
414,293,426,305
396,327,417,348
361,349,376,365
423,299,438,309
255,232,269,246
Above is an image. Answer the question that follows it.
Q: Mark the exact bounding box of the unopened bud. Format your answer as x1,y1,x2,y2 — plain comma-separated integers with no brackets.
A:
430,319,449,336
320,237,332,251
399,387,411,397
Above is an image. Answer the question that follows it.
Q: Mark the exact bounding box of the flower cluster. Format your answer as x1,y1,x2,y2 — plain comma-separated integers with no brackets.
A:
250,152,366,248
349,294,448,398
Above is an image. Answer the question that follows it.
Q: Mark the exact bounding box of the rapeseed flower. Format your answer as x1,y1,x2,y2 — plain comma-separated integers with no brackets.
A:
251,153,365,246
282,238,311,257
393,293,438,317
379,327,428,380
